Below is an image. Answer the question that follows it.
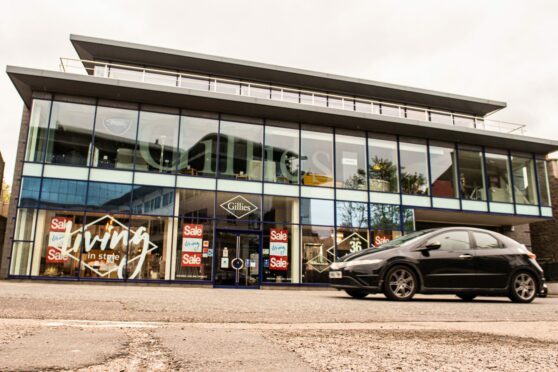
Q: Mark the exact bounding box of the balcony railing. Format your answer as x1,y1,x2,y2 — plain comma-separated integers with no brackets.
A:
59,58,526,135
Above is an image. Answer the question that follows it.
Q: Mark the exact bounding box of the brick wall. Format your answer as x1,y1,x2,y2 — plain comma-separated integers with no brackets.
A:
503,224,532,248
0,105,30,278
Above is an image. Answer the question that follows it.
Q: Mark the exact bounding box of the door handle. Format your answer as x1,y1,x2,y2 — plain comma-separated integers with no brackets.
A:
459,254,473,260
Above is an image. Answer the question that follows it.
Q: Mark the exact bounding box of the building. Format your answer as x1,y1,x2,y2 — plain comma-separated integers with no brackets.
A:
2,34,557,287
0,151,5,262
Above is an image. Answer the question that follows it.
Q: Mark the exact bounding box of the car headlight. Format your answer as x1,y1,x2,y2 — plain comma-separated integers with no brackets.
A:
330,258,383,270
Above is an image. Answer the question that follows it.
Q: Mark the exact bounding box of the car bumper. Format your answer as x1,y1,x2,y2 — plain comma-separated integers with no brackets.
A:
538,283,548,298
329,270,381,292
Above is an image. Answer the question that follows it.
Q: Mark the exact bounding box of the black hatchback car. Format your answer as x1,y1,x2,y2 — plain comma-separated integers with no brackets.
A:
329,227,547,303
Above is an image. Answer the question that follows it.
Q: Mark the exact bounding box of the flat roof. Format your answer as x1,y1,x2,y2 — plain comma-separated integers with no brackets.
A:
7,65,558,155
70,34,506,117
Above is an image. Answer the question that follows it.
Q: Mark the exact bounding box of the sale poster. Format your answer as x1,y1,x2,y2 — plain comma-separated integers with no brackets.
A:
46,217,71,263
269,228,288,271
182,224,204,266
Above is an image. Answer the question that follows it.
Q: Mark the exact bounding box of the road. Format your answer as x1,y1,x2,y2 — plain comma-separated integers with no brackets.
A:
0,281,557,371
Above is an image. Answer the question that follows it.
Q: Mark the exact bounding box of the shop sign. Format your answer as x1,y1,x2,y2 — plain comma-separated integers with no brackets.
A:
46,217,72,263
181,252,202,267
373,231,392,247
220,195,258,219
182,224,203,253
269,228,288,271
335,232,368,254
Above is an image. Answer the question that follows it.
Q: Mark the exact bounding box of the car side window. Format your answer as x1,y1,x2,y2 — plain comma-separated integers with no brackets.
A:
427,231,471,251
472,232,500,249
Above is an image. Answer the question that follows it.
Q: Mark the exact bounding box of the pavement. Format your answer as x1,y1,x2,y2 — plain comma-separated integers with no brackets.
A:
0,281,557,371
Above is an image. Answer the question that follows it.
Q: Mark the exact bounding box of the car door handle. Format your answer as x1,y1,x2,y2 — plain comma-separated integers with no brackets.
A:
459,254,473,260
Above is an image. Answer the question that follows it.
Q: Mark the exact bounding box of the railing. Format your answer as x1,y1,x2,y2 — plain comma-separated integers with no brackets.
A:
59,58,526,135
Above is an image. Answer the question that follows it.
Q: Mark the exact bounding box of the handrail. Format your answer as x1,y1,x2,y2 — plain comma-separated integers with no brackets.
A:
58,57,526,135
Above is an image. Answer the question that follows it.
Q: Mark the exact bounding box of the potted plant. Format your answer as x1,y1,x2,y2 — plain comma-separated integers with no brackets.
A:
369,157,397,192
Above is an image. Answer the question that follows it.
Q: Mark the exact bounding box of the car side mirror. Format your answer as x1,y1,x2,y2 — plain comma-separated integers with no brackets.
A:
421,241,441,251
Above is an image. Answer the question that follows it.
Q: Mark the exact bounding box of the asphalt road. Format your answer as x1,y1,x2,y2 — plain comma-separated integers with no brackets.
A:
0,281,557,371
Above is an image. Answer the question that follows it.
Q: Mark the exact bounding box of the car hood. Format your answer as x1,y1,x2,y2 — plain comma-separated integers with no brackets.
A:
338,245,403,262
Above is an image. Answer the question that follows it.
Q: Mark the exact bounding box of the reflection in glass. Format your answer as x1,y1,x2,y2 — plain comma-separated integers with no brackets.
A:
301,128,334,187
368,134,399,193
302,225,334,283
45,102,95,166
40,179,87,210
177,189,215,218
335,132,367,189
458,146,486,201
402,208,415,232
92,107,138,170
429,142,458,198
14,208,38,241
485,151,512,203
25,100,51,162
263,195,300,223
301,198,334,226
218,121,264,180
400,138,429,195
336,201,368,228
511,154,538,205
136,111,179,173
19,177,41,208
87,182,132,213
537,159,551,206
177,115,218,177
370,204,400,231
131,186,174,216
9,242,33,275
264,125,299,184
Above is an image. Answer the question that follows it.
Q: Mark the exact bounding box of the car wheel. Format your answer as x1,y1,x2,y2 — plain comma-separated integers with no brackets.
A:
457,294,477,301
384,266,417,301
509,272,537,303
345,289,368,299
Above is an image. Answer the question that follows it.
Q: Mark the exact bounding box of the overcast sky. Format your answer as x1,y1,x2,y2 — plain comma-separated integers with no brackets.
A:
1,0,557,183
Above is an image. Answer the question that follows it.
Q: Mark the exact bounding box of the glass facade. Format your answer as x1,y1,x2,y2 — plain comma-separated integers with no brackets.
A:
9,97,553,285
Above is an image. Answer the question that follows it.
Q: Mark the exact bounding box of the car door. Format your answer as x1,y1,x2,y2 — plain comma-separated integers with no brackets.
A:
417,230,476,289
471,231,511,289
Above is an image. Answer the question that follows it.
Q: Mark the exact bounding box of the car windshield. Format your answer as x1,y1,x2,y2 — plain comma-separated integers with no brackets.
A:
378,229,435,249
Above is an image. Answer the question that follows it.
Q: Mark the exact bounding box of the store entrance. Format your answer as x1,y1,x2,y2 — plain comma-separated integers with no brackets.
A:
214,230,260,288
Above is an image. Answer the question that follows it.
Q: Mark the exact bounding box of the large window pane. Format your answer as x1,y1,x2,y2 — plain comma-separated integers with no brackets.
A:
264,124,299,184
301,198,334,226
370,204,400,231
25,99,51,162
335,131,367,190
485,150,512,203
263,195,300,224
368,134,399,193
429,141,457,198
86,182,132,213
14,208,38,241
301,127,334,187
262,224,299,283
537,159,551,207
175,218,213,281
177,189,215,219
19,177,41,208
45,102,95,166
9,242,33,276
335,228,369,257
336,201,368,228
302,225,335,283
458,146,486,201
131,186,174,216
218,120,264,181
177,115,218,177
136,111,179,173
40,178,87,210
511,154,538,205
400,138,429,195
92,106,138,170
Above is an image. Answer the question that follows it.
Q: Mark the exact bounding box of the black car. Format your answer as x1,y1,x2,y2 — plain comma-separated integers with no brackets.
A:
329,227,547,303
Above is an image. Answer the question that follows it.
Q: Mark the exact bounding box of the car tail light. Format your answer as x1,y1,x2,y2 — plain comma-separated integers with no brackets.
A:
527,252,537,260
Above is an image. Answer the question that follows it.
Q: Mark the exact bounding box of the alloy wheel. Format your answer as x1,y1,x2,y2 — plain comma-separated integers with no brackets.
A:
388,268,415,299
513,273,536,301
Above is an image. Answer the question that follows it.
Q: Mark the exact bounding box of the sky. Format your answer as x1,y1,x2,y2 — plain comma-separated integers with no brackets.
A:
1,0,557,184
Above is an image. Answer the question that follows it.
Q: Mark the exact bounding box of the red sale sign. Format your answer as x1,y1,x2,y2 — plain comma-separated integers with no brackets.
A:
183,224,203,238
46,247,69,263
270,229,288,243
269,255,288,270
50,217,71,232
46,217,71,263
181,252,202,267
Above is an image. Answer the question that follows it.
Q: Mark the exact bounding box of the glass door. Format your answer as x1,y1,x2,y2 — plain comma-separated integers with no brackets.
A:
214,230,260,287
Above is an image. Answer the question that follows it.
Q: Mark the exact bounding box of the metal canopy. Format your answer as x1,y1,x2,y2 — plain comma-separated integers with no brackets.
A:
7,66,557,155
70,34,506,117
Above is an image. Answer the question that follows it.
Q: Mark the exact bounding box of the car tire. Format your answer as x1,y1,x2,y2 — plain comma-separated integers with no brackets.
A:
508,271,537,303
345,289,368,299
456,294,477,301
384,266,417,301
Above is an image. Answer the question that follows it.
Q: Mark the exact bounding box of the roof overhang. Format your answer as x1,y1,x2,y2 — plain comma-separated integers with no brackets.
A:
70,34,506,117
415,209,548,227
7,66,558,155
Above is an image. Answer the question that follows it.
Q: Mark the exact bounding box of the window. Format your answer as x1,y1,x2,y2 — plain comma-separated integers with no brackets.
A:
45,101,95,166
370,204,400,231
335,131,367,190
25,100,51,162
131,186,174,216
400,138,429,195
264,124,299,184
262,224,299,283
218,120,264,181
301,198,334,226
136,111,179,173
40,178,87,210
429,141,458,198
336,201,368,228
301,225,335,283
176,189,215,219
511,154,538,205
301,127,334,187
428,231,470,251
19,177,41,208
175,219,213,281
263,195,300,224
537,159,551,207
485,150,512,203
458,146,486,201
91,106,138,170
177,114,218,177
368,134,399,193
86,182,133,213
336,228,369,257
473,232,500,249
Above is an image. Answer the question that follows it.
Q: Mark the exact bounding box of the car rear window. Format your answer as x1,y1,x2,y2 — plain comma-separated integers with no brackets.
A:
473,232,501,249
